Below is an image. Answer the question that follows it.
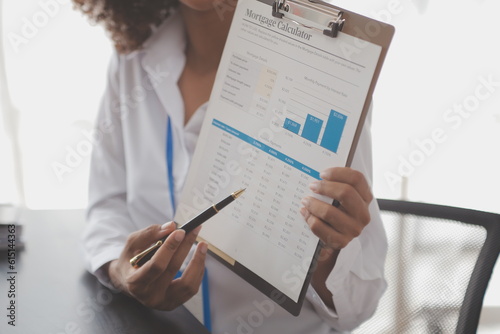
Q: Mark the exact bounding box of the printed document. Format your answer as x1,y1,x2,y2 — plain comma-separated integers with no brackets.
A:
176,0,382,303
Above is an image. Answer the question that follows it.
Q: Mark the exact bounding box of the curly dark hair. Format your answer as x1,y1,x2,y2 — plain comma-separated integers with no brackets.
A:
72,0,178,54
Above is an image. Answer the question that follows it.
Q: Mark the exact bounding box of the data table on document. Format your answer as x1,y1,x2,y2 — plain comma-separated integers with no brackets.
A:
205,128,315,263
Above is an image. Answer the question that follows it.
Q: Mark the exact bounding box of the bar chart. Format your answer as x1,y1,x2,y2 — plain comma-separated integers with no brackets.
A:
302,115,323,143
283,118,300,134
220,52,350,155
283,109,347,153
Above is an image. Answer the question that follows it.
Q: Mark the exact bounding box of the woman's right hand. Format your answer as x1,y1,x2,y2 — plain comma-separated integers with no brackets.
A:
106,222,208,311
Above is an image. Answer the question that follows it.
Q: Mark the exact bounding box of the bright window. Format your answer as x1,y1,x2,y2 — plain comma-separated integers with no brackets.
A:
1,0,112,209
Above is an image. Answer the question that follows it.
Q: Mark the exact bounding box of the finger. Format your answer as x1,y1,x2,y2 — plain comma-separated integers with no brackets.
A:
126,222,177,257
301,197,365,238
180,242,208,284
300,207,351,249
171,242,208,301
308,180,371,225
320,167,373,203
164,226,203,280
133,229,186,284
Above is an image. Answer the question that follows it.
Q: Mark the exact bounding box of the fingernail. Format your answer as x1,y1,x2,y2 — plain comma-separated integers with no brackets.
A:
309,181,320,193
320,170,328,179
174,230,185,242
161,221,174,230
301,207,311,221
193,226,202,236
301,197,310,207
200,243,208,255
300,207,307,218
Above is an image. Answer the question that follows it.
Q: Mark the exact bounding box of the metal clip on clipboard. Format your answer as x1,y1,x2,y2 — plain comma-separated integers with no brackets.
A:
272,0,345,38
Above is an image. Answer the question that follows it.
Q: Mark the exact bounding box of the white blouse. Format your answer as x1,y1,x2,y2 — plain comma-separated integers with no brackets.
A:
82,11,388,334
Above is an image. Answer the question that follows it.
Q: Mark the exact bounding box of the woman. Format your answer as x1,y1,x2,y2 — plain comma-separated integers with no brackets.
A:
75,0,388,332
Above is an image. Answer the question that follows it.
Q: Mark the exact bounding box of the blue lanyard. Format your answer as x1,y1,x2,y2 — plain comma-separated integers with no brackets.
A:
166,117,176,212
169,117,211,331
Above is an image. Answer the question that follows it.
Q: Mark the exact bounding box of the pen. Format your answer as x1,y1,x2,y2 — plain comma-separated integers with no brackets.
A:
130,188,246,268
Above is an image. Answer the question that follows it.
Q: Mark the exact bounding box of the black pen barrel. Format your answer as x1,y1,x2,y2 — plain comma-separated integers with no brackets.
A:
215,194,235,211
135,205,218,267
180,205,218,234
180,193,235,233
131,190,243,268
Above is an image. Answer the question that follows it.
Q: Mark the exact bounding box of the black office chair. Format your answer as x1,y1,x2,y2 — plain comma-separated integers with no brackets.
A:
353,199,500,334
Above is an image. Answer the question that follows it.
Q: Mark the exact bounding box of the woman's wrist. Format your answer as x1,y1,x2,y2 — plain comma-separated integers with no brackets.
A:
105,260,123,292
311,248,339,310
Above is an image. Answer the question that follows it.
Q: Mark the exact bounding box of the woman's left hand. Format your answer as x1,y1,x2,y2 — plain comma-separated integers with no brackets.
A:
301,166,373,250
300,167,374,309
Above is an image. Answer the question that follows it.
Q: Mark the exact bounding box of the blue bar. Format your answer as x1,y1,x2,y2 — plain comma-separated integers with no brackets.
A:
301,114,323,143
320,110,347,153
212,119,320,179
283,118,301,134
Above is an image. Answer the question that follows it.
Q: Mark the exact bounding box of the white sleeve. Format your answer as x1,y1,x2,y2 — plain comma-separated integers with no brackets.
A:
80,52,136,289
305,107,388,331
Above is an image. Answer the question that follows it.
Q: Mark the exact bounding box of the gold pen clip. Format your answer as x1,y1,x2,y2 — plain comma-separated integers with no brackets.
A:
129,240,163,268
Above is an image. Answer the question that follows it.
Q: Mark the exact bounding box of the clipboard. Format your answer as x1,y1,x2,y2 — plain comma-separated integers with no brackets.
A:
176,0,394,316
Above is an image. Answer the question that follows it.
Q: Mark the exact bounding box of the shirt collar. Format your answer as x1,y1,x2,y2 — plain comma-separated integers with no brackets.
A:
137,10,187,128
139,9,186,75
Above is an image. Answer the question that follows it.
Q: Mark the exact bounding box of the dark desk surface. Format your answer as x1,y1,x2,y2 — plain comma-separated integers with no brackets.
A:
0,209,210,334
